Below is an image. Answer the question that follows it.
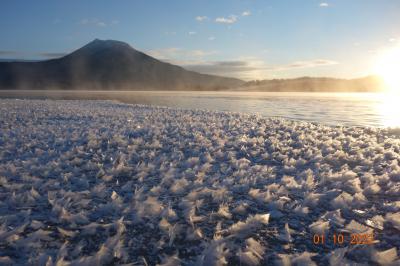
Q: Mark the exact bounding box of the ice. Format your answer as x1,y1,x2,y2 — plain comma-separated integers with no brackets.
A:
0,99,399,265
157,254,181,266
325,248,349,265
245,238,265,259
277,223,293,242
0,257,13,265
217,203,232,219
371,247,398,265
321,210,345,227
291,252,317,266
385,212,400,230
196,241,229,266
227,214,270,239
345,220,373,234
366,215,385,230
309,220,330,235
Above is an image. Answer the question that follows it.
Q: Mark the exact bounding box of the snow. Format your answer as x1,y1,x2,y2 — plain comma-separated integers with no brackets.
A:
0,99,399,265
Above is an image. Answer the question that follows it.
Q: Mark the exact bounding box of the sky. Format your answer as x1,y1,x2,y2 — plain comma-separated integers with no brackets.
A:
0,0,400,81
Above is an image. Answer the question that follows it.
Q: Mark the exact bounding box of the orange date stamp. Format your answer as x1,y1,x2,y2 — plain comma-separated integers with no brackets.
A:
313,233,374,245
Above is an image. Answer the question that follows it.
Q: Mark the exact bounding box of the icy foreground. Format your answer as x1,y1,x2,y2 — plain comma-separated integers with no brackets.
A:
0,99,399,266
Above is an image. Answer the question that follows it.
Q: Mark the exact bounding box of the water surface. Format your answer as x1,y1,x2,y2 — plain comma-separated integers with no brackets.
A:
1,90,399,128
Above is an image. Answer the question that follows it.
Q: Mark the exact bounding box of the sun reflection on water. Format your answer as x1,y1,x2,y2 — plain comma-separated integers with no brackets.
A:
375,92,400,128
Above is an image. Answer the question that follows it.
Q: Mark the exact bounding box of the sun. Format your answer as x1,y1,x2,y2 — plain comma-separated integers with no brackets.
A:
374,46,400,93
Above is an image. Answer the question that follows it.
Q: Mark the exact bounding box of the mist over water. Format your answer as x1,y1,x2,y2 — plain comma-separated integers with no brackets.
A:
0,90,398,128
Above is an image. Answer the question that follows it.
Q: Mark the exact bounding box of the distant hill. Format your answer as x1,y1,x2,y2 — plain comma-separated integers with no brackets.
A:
0,39,244,90
240,76,385,92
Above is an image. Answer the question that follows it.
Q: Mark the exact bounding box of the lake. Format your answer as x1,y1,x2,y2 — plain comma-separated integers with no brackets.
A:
0,90,399,128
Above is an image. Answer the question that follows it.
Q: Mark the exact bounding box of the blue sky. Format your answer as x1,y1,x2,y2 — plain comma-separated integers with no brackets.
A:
0,0,399,80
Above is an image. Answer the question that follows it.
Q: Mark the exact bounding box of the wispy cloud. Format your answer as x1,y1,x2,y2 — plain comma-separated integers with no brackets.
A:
215,15,238,24
319,2,329,7
164,31,177,36
38,52,68,58
80,18,105,27
146,48,181,60
215,12,249,24
0,50,19,56
189,50,217,57
146,45,339,79
79,18,118,27
208,36,216,41
182,57,266,79
0,50,68,59
182,58,339,80
146,48,217,61
188,31,197,35
284,59,338,69
195,16,208,22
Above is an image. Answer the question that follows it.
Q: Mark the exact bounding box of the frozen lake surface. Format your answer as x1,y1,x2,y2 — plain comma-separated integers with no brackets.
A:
0,99,399,265
1,90,399,128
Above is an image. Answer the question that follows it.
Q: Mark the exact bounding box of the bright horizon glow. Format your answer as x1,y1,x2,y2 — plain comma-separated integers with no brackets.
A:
374,46,400,93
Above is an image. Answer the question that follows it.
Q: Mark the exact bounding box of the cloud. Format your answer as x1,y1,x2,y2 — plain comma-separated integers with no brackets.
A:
146,48,217,61
79,18,117,27
189,50,217,57
319,2,329,7
196,16,208,22
38,52,68,58
182,58,339,80
215,15,238,24
215,61,248,67
146,47,181,60
0,50,68,60
0,50,19,56
242,11,251,16
208,36,216,41
164,31,177,36
182,57,266,79
188,31,197,35
284,59,338,69
146,47,338,80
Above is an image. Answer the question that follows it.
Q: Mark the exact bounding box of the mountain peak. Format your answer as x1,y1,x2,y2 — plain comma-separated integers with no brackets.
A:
64,39,139,60
84,39,134,51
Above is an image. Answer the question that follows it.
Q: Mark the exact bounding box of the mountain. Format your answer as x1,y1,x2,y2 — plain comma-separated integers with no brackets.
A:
0,39,244,90
0,39,385,92
240,76,385,92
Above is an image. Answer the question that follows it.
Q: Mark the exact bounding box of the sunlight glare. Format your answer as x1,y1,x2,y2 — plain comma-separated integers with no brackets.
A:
376,93,400,128
374,46,400,93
